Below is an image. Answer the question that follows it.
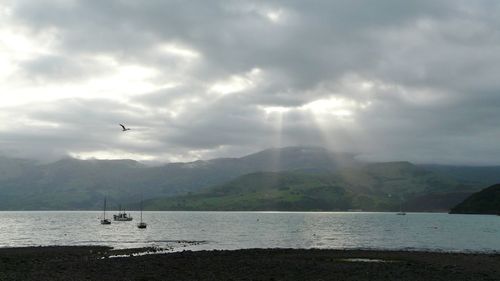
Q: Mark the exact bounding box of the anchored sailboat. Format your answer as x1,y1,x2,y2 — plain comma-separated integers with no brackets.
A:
397,200,406,215
100,197,111,225
137,197,147,229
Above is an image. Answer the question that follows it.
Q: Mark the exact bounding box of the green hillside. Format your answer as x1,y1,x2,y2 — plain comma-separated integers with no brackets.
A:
146,172,352,211
145,162,480,211
450,184,500,214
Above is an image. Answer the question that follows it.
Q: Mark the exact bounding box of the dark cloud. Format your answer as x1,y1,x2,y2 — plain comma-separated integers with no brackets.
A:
1,0,500,164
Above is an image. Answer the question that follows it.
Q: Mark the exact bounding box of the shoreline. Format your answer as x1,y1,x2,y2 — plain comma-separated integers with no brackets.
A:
0,246,499,280
2,244,500,255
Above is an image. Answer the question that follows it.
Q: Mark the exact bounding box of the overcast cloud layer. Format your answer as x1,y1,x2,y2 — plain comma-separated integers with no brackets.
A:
1,0,500,164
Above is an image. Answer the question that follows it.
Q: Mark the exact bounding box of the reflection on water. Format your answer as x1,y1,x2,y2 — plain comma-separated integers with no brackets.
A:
0,211,499,252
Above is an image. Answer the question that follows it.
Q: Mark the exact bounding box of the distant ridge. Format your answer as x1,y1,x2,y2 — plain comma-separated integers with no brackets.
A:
0,146,496,210
220,146,359,172
420,165,500,185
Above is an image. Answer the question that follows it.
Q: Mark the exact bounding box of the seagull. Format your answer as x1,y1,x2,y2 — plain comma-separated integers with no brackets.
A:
119,124,131,131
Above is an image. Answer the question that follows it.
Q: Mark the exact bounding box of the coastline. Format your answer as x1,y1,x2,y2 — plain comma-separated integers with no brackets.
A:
0,246,499,280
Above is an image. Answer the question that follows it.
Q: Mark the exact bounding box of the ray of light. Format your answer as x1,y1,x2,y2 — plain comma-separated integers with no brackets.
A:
302,96,370,170
263,108,284,172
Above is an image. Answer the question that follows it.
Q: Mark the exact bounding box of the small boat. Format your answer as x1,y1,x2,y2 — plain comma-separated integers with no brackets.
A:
100,197,111,225
113,207,133,221
137,197,147,229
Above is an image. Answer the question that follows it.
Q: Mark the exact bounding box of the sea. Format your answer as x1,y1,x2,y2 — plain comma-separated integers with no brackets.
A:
0,211,499,253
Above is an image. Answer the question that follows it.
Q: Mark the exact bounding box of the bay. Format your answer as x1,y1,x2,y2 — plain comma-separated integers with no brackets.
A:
0,211,499,253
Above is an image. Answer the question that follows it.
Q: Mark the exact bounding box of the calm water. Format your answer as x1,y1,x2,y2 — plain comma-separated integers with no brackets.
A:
0,211,499,253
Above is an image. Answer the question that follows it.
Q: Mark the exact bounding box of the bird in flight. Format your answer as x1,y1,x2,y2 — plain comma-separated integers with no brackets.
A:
119,124,131,131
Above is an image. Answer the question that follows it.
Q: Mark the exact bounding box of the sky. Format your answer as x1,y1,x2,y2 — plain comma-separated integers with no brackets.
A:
1,0,500,165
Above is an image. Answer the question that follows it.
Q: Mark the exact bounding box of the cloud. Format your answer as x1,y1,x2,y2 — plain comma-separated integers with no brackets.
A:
1,0,500,164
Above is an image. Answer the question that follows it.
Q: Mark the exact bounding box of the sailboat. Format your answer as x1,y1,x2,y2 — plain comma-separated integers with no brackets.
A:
100,197,111,225
397,201,406,215
137,197,147,229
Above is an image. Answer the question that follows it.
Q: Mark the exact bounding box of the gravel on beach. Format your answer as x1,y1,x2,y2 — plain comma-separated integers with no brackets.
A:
0,246,499,281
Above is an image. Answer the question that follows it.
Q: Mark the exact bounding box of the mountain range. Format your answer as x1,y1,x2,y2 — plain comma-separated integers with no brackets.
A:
0,146,498,211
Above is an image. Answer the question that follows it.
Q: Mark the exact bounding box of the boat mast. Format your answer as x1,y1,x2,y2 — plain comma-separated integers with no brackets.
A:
140,196,143,223
103,197,107,219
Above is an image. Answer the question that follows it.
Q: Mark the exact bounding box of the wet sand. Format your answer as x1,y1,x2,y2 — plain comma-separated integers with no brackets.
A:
0,246,499,280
